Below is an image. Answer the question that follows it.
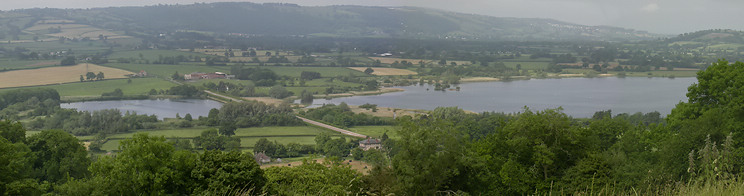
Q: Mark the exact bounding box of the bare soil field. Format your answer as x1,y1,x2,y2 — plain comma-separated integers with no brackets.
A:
0,63,134,88
348,67,417,75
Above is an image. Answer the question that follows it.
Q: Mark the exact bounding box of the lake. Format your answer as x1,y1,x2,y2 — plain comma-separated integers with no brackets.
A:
304,77,697,118
61,99,223,119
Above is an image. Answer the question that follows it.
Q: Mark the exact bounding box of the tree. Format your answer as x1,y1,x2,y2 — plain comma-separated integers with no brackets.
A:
79,75,84,82
364,67,374,74
184,113,192,121
206,108,220,126
191,151,266,194
219,123,236,136
264,160,363,195
26,130,90,183
254,138,276,155
60,56,75,66
300,90,313,104
96,72,104,80
87,133,195,195
85,72,96,81
172,71,181,80
268,85,292,99
300,71,321,80
193,129,239,151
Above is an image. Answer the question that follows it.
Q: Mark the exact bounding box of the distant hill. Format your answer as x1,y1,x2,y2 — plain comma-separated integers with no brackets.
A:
47,2,664,42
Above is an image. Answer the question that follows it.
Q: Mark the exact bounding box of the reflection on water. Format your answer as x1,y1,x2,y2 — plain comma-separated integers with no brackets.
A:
303,77,697,118
61,99,223,120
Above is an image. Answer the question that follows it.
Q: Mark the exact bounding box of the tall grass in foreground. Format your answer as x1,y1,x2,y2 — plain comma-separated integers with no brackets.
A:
549,179,744,196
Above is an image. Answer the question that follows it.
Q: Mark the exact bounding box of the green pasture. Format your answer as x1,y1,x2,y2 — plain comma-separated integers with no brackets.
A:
264,66,366,78
104,63,230,78
98,125,345,151
109,50,211,61
0,59,58,70
0,77,177,97
348,125,399,139
503,61,550,70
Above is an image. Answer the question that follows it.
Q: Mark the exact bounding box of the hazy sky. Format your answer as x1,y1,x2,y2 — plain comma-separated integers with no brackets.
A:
2,0,742,34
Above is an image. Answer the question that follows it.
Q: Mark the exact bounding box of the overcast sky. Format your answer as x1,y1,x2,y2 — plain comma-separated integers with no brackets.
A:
2,0,741,34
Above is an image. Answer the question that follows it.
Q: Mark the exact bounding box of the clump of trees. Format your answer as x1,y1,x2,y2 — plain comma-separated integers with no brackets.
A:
299,103,394,128
206,101,303,129
166,85,203,97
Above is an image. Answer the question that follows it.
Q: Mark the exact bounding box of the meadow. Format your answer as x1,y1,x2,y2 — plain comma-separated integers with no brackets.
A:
0,59,59,70
347,125,399,139
96,126,347,151
108,50,210,62
264,66,366,77
104,63,230,78
0,77,177,97
348,67,417,76
0,63,133,88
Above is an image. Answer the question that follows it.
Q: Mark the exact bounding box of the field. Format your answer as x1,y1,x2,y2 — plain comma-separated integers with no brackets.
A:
347,126,399,139
0,63,133,88
25,22,131,40
348,67,417,76
0,59,59,70
108,50,210,62
369,57,471,65
104,63,229,78
502,62,550,70
264,66,366,77
97,126,346,151
0,77,177,97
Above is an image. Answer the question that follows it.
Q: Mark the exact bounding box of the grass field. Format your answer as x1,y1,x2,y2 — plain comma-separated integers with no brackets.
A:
0,59,59,70
0,63,133,88
348,67,418,76
348,126,399,139
264,66,366,77
98,126,345,151
104,63,230,78
0,77,177,97
108,50,211,62
503,62,550,70
368,57,471,65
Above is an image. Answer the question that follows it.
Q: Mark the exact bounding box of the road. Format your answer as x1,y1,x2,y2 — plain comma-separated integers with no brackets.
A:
204,90,367,138
204,90,243,102
296,116,367,138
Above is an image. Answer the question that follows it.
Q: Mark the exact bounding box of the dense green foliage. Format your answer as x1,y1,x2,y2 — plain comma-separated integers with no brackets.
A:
0,88,59,111
214,101,303,128
28,108,158,136
300,103,394,128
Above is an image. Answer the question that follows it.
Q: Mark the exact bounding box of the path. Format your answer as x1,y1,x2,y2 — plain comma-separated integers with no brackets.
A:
296,116,367,138
204,90,243,102
204,90,367,138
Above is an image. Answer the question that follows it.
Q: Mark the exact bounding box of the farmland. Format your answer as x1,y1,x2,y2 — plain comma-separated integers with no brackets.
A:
104,63,229,78
0,63,133,88
348,67,417,76
95,126,347,152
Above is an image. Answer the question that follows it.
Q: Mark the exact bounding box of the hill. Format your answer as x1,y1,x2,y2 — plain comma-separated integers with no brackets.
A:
6,3,664,42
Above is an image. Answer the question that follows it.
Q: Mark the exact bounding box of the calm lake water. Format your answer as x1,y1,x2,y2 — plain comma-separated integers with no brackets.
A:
305,77,697,118
61,99,223,119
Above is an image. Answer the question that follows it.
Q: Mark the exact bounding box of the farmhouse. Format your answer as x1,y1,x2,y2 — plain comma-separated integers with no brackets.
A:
359,138,382,151
254,152,271,164
184,72,234,80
